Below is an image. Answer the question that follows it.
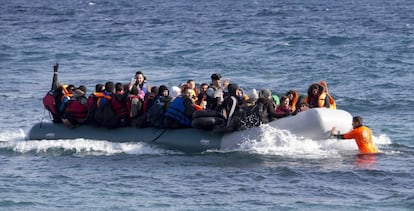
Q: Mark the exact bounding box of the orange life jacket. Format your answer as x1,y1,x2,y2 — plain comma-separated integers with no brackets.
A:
319,81,336,109
343,126,379,154
304,92,328,108
93,92,112,108
61,85,73,101
194,104,203,111
290,90,299,112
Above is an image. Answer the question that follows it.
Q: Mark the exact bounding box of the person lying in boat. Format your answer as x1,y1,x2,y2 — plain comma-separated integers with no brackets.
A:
206,73,229,110
331,116,379,154
163,87,197,129
61,86,88,128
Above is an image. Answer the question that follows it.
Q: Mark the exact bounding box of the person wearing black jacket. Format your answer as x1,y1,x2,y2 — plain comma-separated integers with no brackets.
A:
255,89,290,124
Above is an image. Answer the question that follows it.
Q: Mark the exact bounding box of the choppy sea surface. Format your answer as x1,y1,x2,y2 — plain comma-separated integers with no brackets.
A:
1,0,413,210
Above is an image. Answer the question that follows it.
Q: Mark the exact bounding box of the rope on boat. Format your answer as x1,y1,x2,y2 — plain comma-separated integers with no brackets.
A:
151,128,168,142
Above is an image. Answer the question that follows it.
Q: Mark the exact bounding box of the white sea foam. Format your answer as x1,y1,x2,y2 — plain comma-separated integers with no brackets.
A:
232,124,392,158
0,129,26,142
0,135,176,156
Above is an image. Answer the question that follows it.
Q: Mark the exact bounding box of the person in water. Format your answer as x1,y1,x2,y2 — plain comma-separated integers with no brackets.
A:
331,116,379,154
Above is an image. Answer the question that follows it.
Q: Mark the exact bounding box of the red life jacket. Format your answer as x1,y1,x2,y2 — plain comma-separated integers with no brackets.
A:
43,91,58,115
111,93,129,117
65,100,88,123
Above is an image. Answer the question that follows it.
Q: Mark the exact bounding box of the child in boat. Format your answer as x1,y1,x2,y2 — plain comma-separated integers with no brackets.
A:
275,96,293,116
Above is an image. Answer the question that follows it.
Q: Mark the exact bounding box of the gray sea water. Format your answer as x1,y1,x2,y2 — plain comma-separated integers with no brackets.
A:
0,0,413,210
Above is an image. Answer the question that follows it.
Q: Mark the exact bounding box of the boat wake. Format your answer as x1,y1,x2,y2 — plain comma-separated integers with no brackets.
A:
0,127,392,158
0,129,179,156
224,124,392,159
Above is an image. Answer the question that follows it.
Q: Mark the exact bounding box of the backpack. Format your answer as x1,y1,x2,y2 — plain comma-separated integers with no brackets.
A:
94,100,119,129
148,103,166,128
239,102,268,130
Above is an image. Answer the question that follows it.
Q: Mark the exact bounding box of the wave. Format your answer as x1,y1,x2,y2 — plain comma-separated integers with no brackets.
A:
0,139,182,156
222,124,392,159
0,130,179,156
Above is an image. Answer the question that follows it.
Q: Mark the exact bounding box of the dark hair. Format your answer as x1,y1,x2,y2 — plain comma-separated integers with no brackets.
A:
95,84,104,92
211,73,222,81
115,82,123,92
135,71,147,80
105,81,114,92
67,84,76,91
151,86,159,95
286,90,295,96
158,85,169,96
78,85,87,93
130,85,139,95
353,116,363,124
280,96,289,103
187,79,194,83
200,83,208,87
307,83,324,96
227,83,239,97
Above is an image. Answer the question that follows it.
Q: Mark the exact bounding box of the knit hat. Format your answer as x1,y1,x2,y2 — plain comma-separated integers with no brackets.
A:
259,89,272,99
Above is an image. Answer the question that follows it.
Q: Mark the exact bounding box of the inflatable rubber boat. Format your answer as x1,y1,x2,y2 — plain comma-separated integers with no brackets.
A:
27,108,352,153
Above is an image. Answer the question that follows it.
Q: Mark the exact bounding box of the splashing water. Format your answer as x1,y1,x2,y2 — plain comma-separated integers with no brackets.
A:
0,129,179,155
234,124,392,159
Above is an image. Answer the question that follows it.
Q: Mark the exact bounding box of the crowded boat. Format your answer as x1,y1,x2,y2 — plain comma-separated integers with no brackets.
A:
42,64,337,132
